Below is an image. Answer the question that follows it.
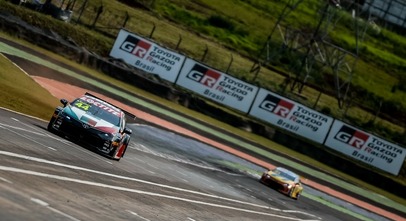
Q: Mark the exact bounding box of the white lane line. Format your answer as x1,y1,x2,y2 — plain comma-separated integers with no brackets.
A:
147,169,156,174
11,117,56,139
0,122,50,137
0,150,281,212
2,166,309,220
0,125,57,151
126,210,151,221
176,170,188,177
187,218,196,221
0,151,320,219
170,174,189,183
0,176,13,184
31,198,81,221
0,123,113,165
130,144,242,176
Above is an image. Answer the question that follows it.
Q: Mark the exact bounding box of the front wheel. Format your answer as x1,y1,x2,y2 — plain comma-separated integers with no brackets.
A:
47,116,57,133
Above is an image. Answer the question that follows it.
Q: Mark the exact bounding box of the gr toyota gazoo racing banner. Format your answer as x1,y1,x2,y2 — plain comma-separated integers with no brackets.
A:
109,29,186,83
175,58,258,113
324,120,406,175
249,88,333,144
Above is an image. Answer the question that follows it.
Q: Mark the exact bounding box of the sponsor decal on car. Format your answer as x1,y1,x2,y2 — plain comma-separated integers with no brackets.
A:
79,96,122,117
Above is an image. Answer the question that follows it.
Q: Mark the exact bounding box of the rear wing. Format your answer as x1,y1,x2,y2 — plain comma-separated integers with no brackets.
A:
85,92,136,120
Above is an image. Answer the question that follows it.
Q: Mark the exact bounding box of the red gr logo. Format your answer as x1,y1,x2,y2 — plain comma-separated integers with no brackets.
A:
334,125,369,149
259,94,294,118
186,64,221,88
120,35,151,58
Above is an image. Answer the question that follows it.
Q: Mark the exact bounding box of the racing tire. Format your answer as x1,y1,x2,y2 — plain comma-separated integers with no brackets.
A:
47,116,57,133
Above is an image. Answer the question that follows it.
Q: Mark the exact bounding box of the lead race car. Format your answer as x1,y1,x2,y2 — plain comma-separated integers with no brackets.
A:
260,167,303,200
48,93,135,161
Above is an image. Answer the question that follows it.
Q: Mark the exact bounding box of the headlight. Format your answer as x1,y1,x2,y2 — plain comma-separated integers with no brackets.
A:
287,184,292,189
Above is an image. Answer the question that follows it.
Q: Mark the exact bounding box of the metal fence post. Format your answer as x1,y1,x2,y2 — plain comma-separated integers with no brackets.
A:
122,12,129,28
91,5,104,29
175,34,182,50
226,54,233,73
75,0,88,24
149,23,156,38
201,45,208,62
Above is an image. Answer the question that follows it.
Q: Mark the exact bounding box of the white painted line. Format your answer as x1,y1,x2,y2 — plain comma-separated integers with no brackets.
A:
187,218,196,221
31,198,81,221
0,150,277,210
0,176,13,184
126,210,151,221
31,198,49,206
147,169,156,174
283,210,322,219
11,117,58,139
0,123,113,165
2,166,308,220
130,143,241,175
0,122,50,137
176,170,188,177
0,125,57,151
0,106,46,122
146,163,160,170
0,151,310,215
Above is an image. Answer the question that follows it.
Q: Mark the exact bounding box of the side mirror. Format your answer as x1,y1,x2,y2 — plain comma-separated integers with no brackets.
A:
60,99,68,107
123,127,132,135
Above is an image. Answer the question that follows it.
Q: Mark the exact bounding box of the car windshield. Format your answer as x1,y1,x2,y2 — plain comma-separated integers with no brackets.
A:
71,99,121,126
273,168,298,182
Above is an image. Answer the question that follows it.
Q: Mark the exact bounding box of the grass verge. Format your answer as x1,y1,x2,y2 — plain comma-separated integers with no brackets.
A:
0,53,59,119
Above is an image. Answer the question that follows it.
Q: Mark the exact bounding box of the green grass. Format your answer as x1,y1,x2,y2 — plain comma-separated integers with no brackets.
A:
0,53,59,119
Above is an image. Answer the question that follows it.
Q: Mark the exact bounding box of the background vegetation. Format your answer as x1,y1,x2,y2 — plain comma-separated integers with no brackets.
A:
0,0,405,207
8,0,404,145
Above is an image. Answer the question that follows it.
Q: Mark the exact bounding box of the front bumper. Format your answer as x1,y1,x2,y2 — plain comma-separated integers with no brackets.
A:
51,114,116,154
260,173,291,194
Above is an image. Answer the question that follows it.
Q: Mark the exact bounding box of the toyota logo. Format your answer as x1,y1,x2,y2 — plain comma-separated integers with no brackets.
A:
82,123,90,129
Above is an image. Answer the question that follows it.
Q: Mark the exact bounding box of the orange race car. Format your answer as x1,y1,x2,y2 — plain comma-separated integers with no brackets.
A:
260,167,303,200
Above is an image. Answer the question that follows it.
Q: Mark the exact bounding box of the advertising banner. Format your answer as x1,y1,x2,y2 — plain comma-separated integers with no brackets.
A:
325,120,406,175
249,88,334,144
176,58,258,113
109,29,186,83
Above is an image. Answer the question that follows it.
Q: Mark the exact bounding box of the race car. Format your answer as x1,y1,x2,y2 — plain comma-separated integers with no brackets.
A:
47,93,135,161
260,167,303,200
